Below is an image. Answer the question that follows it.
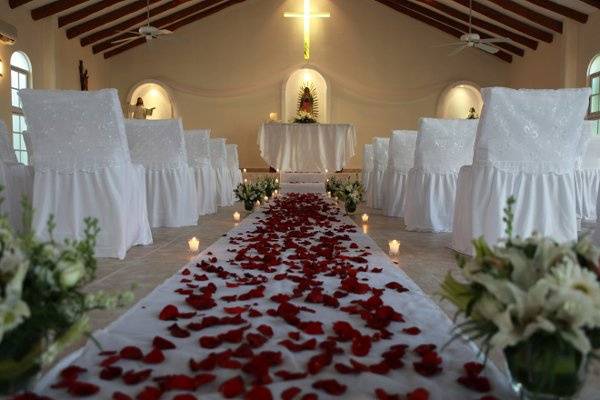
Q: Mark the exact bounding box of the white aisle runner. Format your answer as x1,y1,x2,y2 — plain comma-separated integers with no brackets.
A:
34,194,512,399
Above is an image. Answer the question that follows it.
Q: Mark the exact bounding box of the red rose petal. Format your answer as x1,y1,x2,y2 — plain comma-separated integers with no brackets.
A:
219,376,246,398
313,379,347,396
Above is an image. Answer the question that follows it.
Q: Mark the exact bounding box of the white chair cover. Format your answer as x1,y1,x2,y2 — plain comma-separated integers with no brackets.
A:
226,144,243,189
19,89,152,258
361,144,373,197
125,119,198,227
22,130,33,166
452,87,591,255
575,121,600,222
185,129,217,215
404,118,477,232
210,138,234,207
367,137,389,209
382,130,417,217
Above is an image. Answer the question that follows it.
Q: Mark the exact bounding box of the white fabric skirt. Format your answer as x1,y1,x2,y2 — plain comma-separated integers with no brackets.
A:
230,168,243,189
367,169,386,209
361,168,372,198
452,165,578,255
146,166,198,228
575,168,600,222
33,164,152,259
382,170,409,218
193,164,218,216
404,169,458,233
215,166,234,207
2,162,34,232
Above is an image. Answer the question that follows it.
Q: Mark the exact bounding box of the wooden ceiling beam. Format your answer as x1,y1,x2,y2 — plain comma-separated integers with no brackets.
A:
374,0,512,62
394,0,523,56
103,0,246,58
414,0,537,49
522,0,587,23
9,0,34,8
66,0,163,38
485,0,562,33
31,0,91,20
83,0,200,47
577,0,600,10
446,0,553,42
59,0,129,27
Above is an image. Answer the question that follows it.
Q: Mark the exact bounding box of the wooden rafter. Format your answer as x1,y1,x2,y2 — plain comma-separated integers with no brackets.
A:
104,0,247,58
66,0,162,38
522,0,587,23
90,0,222,51
577,0,600,9
446,0,553,42
485,0,562,33
58,0,129,27
8,0,34,8
31,0,90,20
82,0,202,47
414,0,538,49
399,0,524,55
374,0,513,62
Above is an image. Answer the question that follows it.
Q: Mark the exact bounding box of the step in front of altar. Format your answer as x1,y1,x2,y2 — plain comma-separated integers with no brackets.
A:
280,182,326,194
280,172,325,184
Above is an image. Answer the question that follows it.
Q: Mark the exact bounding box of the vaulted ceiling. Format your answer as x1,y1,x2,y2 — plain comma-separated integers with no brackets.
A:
6,0,600,61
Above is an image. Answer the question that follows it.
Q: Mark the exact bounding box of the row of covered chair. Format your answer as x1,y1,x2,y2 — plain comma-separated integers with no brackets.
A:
363,87,595,255
0,89,243,259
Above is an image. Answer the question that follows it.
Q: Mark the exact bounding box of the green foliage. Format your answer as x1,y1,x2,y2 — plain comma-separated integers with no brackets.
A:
326,176,364,203
234,176,281,210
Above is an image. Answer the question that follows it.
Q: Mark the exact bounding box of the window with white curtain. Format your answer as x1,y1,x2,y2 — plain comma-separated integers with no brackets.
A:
589,55,600,135
10,51,31,165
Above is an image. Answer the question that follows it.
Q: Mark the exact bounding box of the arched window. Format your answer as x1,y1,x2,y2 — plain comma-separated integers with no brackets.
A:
126,80,176,120
589,54,600,135
10,51,32,164
437,82,483,119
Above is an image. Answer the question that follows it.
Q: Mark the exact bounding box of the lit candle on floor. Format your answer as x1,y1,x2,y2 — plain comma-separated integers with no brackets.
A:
255,200,261,208
263,195,269,203
233,211,241,222
325,169,329,174
274,190,279,196
188,237,199,253
361,213,369,223
275,178,279,184
244,178,248,183
327,191,331,198
389,240,400,257
362,225,368,234
243,168,247,173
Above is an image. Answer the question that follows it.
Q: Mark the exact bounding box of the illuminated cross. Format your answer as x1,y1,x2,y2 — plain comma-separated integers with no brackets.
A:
284,0,330,61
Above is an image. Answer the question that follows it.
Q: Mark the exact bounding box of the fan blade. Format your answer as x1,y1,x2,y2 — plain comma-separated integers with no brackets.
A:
476,42,499,54
478,37,511,44
112,36,139,44
448,45,467,56
156,29,172,35
114,29,141,36
433,42,466,48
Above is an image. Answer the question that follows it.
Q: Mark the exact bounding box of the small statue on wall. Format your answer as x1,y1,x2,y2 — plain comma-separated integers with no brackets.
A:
79,60,89,91
127,97,155,119
466,106,479,120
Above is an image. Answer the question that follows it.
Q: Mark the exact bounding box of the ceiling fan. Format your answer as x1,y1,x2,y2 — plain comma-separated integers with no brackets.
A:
111,0,172,45
436,0,511,56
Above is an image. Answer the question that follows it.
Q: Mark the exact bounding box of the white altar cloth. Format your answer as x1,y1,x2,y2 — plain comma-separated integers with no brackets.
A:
258,123,357,172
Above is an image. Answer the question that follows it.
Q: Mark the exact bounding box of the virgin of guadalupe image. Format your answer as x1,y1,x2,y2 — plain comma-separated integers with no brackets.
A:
299,87,315,115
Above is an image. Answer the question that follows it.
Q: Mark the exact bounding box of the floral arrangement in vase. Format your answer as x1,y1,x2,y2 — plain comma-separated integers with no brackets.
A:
326,176,364,213
441,197,600,400
235,176,280,211
0,199,133,395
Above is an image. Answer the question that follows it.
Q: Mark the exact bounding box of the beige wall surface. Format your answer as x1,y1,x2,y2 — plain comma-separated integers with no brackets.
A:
0,2,109,136
107,0,509,168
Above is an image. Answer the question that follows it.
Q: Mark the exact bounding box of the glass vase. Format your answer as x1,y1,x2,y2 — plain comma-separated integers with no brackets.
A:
345,199,357,214
504,333,587,400
244,200,254,212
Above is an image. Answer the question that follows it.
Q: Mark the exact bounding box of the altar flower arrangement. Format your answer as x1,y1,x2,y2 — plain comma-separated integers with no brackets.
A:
326,176,364,213
293,110,317,124
0,199,134,394
256,176,280,198
441,197,600,400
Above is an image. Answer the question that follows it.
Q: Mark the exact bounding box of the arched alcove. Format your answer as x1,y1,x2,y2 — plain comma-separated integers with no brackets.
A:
436,81,483,119
282,67,329,123
126,80,177,120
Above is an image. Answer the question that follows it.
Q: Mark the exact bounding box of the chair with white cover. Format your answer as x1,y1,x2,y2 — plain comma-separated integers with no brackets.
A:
125,119,198,227
226,144,243,189
382,130,417,217
361,144,373,198
451,87,591,255
0,121,34,231
404,118,477,232
19,89,152,258
210,138,234,207
185,129,218,215
367,137,389,209
575,121,600,223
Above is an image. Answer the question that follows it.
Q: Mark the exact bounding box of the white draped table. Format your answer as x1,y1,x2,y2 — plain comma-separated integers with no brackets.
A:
257,123,357,172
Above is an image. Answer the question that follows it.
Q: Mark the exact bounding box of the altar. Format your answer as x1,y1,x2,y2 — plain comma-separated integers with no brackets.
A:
257,122,357,172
